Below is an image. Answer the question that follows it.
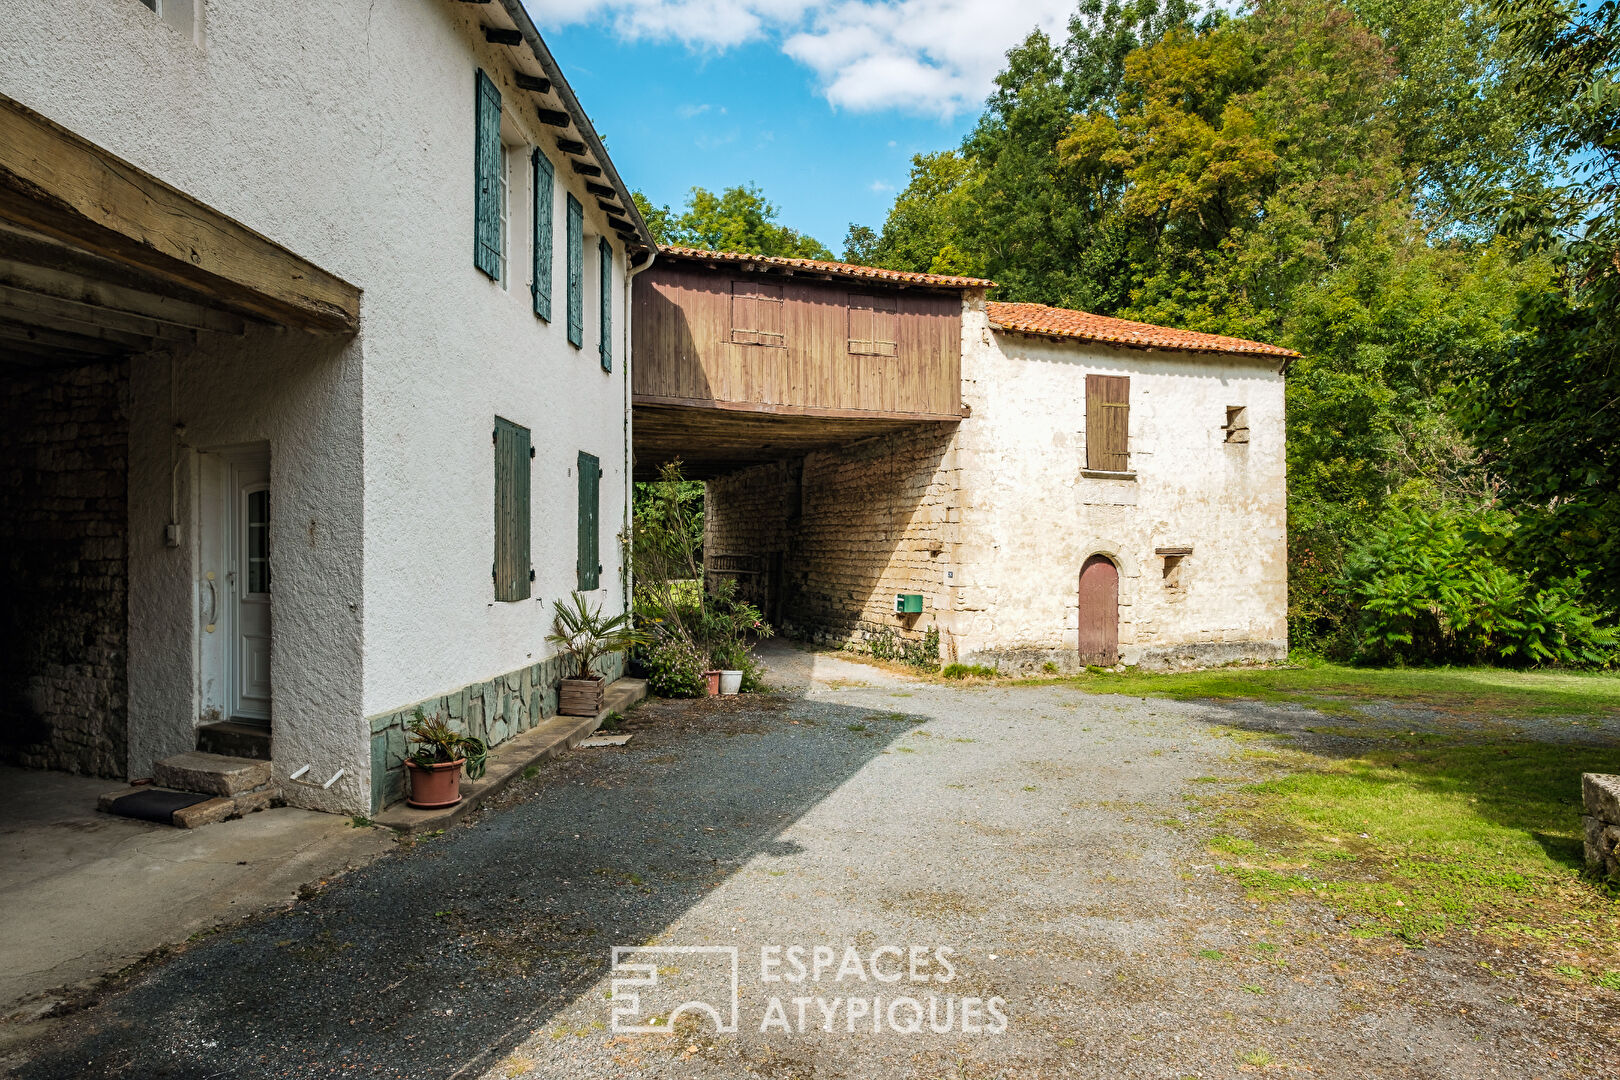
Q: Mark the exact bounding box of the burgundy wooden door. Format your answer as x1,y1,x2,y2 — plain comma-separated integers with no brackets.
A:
1078,555,1120,665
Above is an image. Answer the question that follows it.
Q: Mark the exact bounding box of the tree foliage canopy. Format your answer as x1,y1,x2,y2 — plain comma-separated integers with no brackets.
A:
634,185,833,260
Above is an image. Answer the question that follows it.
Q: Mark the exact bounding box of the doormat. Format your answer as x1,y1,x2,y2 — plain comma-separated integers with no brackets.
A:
104,788,212,824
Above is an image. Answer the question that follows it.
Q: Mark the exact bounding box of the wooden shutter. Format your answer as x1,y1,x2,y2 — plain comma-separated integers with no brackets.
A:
1085,374,1130,472
566,194,584,347
598,236,612,371
473,70,503,280
577,450,601,591
532,149,554,321
730,281,784,346
493,417,531,602
848,293,898,356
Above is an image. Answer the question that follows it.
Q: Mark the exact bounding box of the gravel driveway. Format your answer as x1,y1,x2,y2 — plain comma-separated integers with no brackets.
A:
11,642,1616,1079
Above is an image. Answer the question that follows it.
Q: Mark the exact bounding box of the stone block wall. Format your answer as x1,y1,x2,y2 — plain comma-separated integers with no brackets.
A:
1583,773,1620,879
0,360,130,776
366,652,623,812
705,423,959,656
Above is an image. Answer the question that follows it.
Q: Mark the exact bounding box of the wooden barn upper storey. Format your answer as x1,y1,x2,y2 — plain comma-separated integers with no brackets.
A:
630,248,990,478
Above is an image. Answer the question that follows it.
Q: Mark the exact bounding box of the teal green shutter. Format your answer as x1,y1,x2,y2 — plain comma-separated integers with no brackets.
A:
577,451,600,591
493,418,531,602
598,237,612,371
566,194,584,347
474,70,503,280
531,150,553,321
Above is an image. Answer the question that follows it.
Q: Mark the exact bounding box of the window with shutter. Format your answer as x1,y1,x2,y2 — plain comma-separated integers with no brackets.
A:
848,293,898,356
532,149,554,321
493,418,532,602
473,70,503,280
730,281,784,346
566,194,584,347
577,451,601,591
599,237,612,371
1085,374,1130,472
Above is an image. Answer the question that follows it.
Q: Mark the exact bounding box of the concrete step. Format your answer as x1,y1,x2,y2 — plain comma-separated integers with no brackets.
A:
197,721,271,760
153,751,273,797
374,675,649,834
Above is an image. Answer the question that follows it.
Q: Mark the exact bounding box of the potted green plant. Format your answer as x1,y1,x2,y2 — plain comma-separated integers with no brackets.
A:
548,592,650,717
403,709,487,809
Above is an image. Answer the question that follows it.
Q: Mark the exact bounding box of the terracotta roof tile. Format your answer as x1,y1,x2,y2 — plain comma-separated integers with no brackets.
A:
658,246,995,289
987,301,1298,359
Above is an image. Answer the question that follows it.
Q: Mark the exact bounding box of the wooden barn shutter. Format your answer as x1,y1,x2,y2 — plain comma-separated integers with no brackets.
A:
473,70,503,280
1085,374,1130,472
531,149,554,321
577,451,601,591
598,236,612,371
493,418,531,602
566,194,584,347
848,293,898,356
730,281,784,346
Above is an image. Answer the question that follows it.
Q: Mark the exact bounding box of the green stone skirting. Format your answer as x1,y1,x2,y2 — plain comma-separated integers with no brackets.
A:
368,653,624,813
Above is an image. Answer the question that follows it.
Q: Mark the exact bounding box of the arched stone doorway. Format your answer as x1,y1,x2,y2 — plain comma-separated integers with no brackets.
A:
1078,554,1120,665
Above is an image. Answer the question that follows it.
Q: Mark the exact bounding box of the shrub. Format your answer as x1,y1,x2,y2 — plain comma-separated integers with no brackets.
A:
1339,505,1616,667
866,625,940,671
941,663,997,679
640,636,708,698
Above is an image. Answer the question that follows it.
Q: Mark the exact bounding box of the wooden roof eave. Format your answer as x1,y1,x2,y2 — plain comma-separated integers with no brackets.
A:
490,0,656,262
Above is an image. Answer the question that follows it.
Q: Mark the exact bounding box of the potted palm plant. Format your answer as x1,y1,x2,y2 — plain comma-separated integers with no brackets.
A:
403,709,487,809
548,592,650,717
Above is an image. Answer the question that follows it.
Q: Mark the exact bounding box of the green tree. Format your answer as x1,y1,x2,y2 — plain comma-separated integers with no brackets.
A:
635,184,833,259
1463,0,1620,608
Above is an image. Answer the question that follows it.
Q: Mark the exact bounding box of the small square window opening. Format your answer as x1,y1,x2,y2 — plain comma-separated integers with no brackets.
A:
1224,405,1250,443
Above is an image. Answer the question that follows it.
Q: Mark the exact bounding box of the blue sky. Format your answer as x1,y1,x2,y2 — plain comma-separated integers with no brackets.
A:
525,0,1077,252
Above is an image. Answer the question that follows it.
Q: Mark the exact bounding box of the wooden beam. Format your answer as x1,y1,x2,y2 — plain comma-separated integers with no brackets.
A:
556,138,586,155
482,26,523,45
0,93,359,334
513,73,551,93
596,199,623,214
0,317,124,356
607,216,633,233
585,182,616,199
0,283,190,342
536,108,571,128
571,161,602,177
0,247,247,334
632,394,964,424
0,304,155,349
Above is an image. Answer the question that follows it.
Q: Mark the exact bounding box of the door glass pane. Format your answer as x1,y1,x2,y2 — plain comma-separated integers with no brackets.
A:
247,489,270,594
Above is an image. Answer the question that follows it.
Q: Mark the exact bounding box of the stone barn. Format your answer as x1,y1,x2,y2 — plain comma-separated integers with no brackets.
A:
632,249,1293,672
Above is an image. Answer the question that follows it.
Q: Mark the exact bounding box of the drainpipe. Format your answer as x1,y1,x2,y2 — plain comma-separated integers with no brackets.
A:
622,248,657,623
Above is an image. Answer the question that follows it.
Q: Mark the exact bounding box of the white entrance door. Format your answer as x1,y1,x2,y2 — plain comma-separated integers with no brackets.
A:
200,452,272,727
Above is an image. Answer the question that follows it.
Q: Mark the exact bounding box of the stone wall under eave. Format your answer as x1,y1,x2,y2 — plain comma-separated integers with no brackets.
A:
704,422,961,656
0,360,130,776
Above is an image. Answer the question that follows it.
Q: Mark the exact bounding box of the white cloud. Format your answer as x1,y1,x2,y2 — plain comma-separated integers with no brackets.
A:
677,102,713,118
523,0,1074,117
869,179,893,191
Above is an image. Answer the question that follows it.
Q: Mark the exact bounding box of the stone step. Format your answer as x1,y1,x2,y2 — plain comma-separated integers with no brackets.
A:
98,785,277,828
153,751,273,797
197,720,271,760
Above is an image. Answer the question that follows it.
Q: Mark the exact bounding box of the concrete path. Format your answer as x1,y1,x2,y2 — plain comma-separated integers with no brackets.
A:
6,645,1616,1078
0,768,392,1030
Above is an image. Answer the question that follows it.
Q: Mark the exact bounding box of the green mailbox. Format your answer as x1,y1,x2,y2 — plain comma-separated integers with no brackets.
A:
895,593,924,614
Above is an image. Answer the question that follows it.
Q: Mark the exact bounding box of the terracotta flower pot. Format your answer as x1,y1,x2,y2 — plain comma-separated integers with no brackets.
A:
703,669,721,696
405,758,465,809
559,675,606,717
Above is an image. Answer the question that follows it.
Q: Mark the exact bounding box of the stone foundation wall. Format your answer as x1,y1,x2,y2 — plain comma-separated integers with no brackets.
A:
0,361,130,776
705,423,959,656
366,652,623,812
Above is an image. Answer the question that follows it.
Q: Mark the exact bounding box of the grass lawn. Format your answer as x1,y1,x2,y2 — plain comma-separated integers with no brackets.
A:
1050,660,1620,720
